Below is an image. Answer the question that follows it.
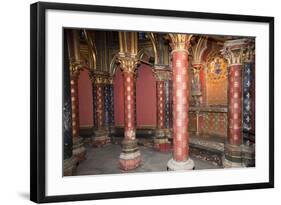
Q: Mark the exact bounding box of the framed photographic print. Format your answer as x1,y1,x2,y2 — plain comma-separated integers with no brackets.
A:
30,1,274,203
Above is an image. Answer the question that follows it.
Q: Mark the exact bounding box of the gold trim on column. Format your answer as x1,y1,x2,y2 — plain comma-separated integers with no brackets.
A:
153,66,172,81
69,61,83,78
118,57,139,74
169,34,193,54
222,39,248,65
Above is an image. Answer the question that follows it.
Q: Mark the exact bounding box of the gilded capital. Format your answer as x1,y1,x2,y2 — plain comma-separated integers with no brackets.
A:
169,34,192,54
153,66,172,81
94,75,107,84
89,71,108,84
107,76,114,84
244,40,255,63
192,63,203,73
222,39,248,65
118,56,139,74
69,61,83,78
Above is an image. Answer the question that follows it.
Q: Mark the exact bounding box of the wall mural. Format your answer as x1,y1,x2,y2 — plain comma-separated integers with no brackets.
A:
206,57,228,105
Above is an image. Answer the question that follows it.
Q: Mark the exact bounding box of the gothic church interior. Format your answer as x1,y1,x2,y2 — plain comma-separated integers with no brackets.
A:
63,29,255,176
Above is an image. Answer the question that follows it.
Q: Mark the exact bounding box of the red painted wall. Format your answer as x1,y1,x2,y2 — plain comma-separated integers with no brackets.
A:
78,64,157,127
114,64,157,127
136,64,156,127
78,69,93,126
114,67,124,126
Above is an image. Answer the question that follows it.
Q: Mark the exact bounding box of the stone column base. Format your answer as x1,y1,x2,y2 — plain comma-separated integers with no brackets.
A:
222,156,242,168
154,129,171,152
119,139,141,171
109,125,116,135
165,128,172,139
223,143,242,168
167,158,195,171
63,157,77,176
73,137,86,162
92,129,111,147
241,143,255,167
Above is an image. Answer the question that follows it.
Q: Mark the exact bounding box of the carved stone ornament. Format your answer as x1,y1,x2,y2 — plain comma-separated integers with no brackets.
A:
118,56,139,74
153,66,172,81
221,39,248,65
69,61,83,77
169,34,193,54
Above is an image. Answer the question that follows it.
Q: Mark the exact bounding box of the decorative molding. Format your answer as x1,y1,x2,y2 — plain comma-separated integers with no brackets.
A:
153,66,172,81
118,56,139,74
169,34,193,54
221,39,248,65
191,36,208,65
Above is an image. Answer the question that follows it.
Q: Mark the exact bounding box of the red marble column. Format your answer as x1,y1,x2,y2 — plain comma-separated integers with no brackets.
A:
167,34,194,171
154,69,171,152
91,74,110,147
69,63,86,162
119,57,141,170
222,39,247,167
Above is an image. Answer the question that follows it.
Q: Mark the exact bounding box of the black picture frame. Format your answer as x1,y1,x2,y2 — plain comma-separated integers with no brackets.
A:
30,1,274,203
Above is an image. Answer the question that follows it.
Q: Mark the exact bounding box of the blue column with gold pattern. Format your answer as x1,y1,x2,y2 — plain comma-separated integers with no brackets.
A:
243,62,252,140
242,41,255,167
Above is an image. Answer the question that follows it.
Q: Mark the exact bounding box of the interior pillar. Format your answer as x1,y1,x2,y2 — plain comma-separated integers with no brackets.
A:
222,39,247,168
91,73,111,147
191,63,203,136
242,41,255,167
63,30,77,175
164,80,172,140
69,30,86,162
154,68,171,152
107,77,115,136
118,57,141,170
167,34,194,171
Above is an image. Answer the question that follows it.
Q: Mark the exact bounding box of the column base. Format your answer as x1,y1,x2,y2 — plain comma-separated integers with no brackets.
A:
154,129,171,152
92,129,111,147
222,156,242,168
109,125,116,135
223,143,242,168
167,158,195,171
119,139,141,171
165,128,172,139
63,157,77,176
241,143,255,167
73,137,86,162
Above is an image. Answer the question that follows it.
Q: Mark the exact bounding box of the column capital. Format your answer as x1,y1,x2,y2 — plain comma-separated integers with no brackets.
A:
169,34,192,54
191,63,203,74
89,71,108,84
153,66,172,81
107,76,114,84
118,55,139,74
69,61,83,78
244,40,255,63
222,39,248,65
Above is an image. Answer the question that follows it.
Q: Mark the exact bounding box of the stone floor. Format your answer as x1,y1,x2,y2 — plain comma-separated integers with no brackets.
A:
76,143,222,176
